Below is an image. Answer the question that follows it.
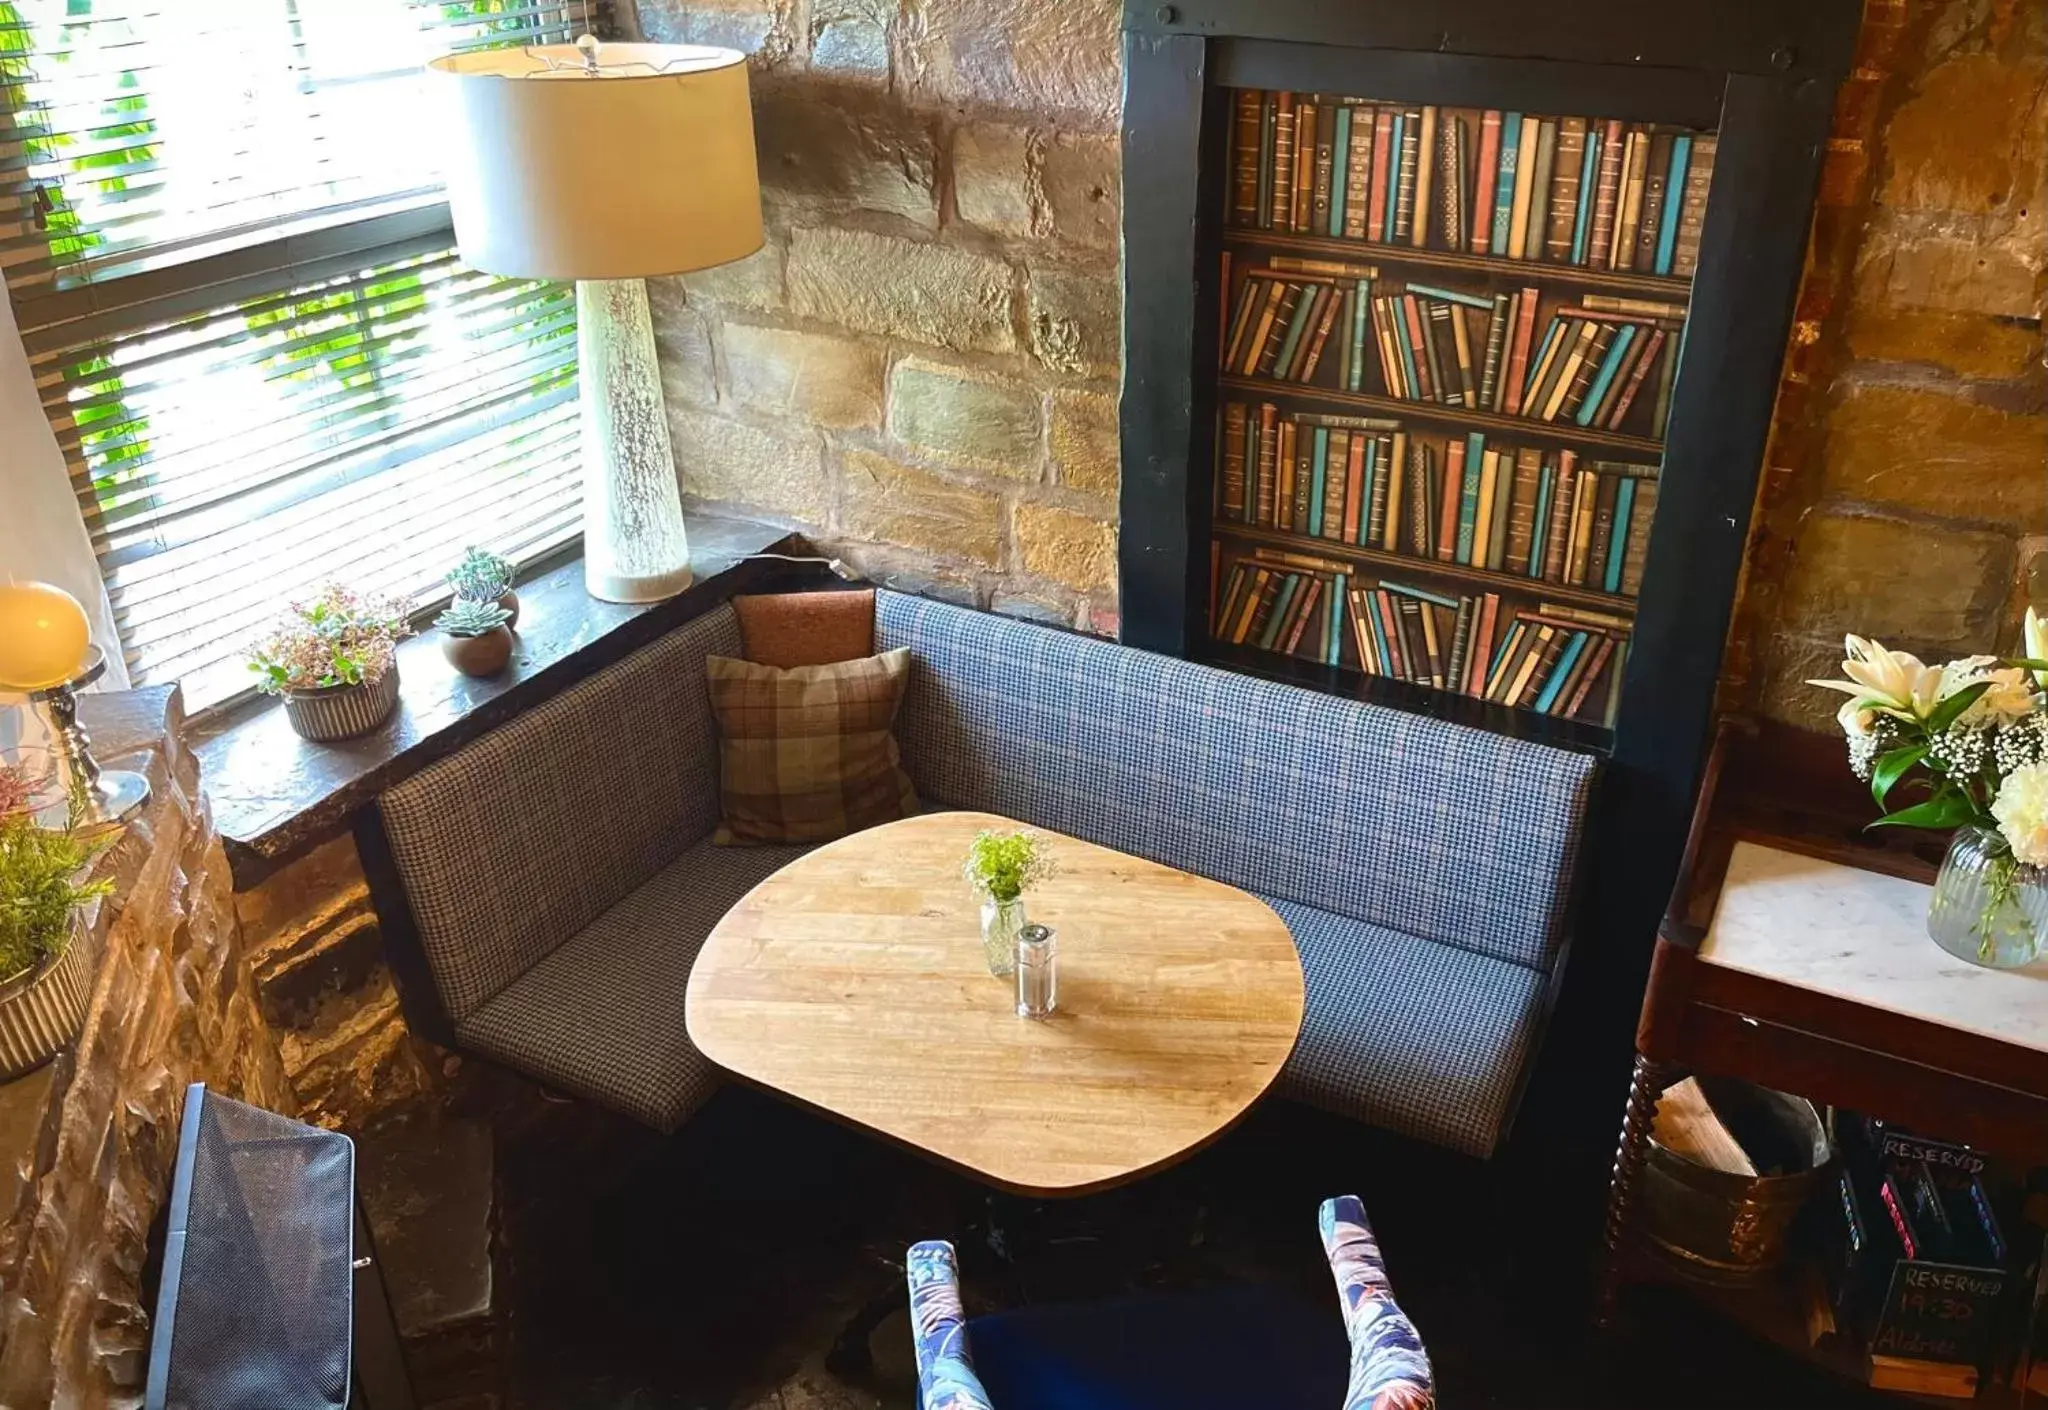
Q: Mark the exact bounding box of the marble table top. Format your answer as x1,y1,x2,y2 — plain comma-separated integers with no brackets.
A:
1700,840,2048,1058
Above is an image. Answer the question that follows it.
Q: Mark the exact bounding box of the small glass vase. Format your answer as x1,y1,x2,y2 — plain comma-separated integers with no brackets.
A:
980,896,1026,978
1926,825,2048,969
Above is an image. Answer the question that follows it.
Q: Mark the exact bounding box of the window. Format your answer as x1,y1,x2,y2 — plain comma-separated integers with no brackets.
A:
1,2,598,708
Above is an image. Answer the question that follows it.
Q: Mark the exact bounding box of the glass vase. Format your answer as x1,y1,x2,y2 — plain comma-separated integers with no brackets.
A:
981,896,1026,978
1926,825,2048,969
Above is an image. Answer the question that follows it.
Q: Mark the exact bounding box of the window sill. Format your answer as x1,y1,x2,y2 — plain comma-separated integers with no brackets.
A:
192,515,806,888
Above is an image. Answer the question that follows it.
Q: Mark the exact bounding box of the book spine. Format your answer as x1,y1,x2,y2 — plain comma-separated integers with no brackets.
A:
1587,117,1625,269
1382,431,1406,552
1255,403,1280,526
1342,106,1374,239
1342,434,1367,543
1520,318,1571,419
1324,430,1350,540
1620,477,1657,596
1223,274,1265,372
1444,597,1473,696
1282,578,1322,655
1348,279,1372,391
1534,632,1588,713
1655,133,1691,275
1517,626,1570,708
1367,109,1395,240
1293,100,1318,231
1298,283,1345,381
1671,134,1716,277
1311,102,1337,236
1364,436,1390,547
1651,324,1680,439
1454,435,1483,564
1586,471,1620,592
1476,292,1511,411
1327,573,1346,667
1400,294,1432,401
1604,474,1637,594
1633,132,1674,273
1471,110,1502,254
1570,125,1599,264
1541,450,1576,581
1410,105,1437,248
1504,446,1541,572
1307,426,1330,536
1506,115,1539,259
1483,447,1511,571
1437,438,1465,561
1449,305,1477,408
1526,460,1553,577
1612,128,1651,270
1606,326,1666,431
1503,287,1540,416
1257,93,1276,227
1406,439,1432,556
1470,446,1499,568
1221,402,1249,521
1258,575,1300,650
1215,561,1246,637
1558,321,1617,422
1393,109,1422,242
1274,421,1296,530
1436,113,1462,251
1271,93,1297,235
1546,116,1587,262
1467,593,1500,697
1266,282,1316,379
1232,90,1263,226
1331,106,1353,237
1524,117,1558,262
1576,323,1637,426
1566,468,1597,585
1424,301,1456,404
1490,111,1522,254
1292,421,1314,530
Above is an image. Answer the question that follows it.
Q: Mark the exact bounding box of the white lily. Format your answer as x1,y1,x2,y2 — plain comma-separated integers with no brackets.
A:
1807,635,1943,719
1939,655,2037,726
2026,606,2048,689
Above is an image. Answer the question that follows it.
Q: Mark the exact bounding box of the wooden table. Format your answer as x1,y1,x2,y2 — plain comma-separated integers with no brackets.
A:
686,810,1306,1196
1599,720,2048,1400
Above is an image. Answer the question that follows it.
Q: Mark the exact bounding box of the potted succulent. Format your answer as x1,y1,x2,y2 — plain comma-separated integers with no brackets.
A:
0,800,115,1078
963,829,1057,978
448,546,519,628
248,584,413,742
437,599,515,678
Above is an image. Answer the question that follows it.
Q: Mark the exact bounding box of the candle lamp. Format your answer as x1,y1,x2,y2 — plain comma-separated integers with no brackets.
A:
0,582,150,827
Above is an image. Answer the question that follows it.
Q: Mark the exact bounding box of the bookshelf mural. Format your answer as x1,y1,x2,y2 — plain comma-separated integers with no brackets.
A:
1209,89,1715,733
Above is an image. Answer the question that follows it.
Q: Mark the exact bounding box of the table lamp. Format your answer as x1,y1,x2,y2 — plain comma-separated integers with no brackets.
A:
429,38,763,604
0,581,150,825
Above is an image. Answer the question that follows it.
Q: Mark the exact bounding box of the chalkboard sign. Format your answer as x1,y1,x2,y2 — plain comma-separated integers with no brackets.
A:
1870,1260,2009,1365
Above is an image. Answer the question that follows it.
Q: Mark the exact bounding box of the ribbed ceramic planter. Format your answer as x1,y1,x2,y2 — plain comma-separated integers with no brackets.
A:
282,668,401,742
0,929,93,1079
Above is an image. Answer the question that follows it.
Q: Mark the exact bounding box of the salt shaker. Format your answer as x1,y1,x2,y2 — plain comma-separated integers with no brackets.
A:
1014,922,1057,1019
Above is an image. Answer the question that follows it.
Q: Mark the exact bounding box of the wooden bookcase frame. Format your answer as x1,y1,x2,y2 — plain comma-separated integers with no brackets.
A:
1117,0,1862,1062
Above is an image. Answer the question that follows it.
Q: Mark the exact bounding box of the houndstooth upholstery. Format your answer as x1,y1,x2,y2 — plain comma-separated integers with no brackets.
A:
381,604,741,1023
1270,900,1545,1157
458,837,811,1132
877,591,1596,973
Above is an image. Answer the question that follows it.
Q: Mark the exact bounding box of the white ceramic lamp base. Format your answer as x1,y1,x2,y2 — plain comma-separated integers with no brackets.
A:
578,278,694,603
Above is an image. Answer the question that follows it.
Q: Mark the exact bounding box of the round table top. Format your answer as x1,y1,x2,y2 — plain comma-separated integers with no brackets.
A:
686,810,1305,1196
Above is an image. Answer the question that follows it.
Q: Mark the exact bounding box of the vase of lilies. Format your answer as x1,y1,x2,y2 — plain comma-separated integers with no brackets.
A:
1809,608,2048,968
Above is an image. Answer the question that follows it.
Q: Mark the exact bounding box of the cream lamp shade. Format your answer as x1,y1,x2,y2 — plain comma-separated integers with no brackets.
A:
428,43,763,281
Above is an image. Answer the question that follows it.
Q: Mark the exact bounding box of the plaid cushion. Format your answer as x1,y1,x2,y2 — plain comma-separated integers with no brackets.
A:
381,605,740,1022
876,591,1595,974
458,836,814,1132
707,648,919,844
1272,898,1543,1157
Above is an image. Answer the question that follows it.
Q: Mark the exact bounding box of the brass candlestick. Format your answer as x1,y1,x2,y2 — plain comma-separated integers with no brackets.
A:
24,646,150,827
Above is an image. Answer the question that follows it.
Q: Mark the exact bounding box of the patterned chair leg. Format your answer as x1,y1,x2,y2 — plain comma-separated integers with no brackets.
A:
1596,1053,1668,1328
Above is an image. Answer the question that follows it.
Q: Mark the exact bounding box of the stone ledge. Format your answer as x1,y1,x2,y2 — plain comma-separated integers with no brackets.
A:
192,516,806,889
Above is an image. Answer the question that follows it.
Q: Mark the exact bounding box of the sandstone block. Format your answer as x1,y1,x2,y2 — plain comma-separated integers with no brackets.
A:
953,124,1036,239
670,408,827,523
899,0,1120,127
810,0,889,76
1040,133,1120,252
789,227,1016,354
1879,54,2048,215
1775,511,2013,648
724,323,886,428
1823,383,2046,524
636,0,797,63
1014,502,1116,592
887,358,1041,474
1048,388,1118,498
1844,304,2045,381
990,589,1079,628
1028,267,1121,376
678,243,786,311
1863,226,2042,320
753,81,938,229
839,449,1003,565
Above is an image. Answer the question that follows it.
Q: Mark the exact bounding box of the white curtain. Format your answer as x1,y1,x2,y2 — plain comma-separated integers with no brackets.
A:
2,293,127,754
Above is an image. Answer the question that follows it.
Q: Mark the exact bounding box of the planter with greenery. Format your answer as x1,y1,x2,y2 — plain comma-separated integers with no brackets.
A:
448,546,519,628
962,829,1057,978
0,802,115,1077
248,584,413,741
438,599,515,678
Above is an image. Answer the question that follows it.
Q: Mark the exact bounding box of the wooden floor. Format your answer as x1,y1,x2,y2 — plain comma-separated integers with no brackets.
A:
492,1085,1900,1410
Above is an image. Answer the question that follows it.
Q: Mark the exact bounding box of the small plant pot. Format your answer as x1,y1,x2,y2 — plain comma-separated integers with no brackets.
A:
496,589,520,629
0,925,94,1079
443,626,514,678
282,668,402,742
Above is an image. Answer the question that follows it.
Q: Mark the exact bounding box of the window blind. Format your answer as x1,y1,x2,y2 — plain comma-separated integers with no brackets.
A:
1,1,606,710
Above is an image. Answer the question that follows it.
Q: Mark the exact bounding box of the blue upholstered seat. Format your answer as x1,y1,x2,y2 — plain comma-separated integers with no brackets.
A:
877,590,1595,1156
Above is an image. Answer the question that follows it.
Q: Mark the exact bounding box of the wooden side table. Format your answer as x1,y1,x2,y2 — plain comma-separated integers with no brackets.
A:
1598,721,2048,1376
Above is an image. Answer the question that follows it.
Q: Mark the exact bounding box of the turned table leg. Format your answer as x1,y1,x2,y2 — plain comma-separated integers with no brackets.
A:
1596,1052,1669,1328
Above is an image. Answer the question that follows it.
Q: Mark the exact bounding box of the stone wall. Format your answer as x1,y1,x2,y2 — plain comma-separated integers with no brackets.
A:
627,0,1126,633
0,690,293,1408
1716,0,2046,728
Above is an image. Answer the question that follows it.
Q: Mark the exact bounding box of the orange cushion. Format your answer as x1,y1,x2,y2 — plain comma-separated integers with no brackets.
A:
733,589,876,669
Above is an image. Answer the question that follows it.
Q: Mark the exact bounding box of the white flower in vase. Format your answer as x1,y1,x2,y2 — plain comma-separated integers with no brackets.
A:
1806,634,1944,720
1992,761,2048,869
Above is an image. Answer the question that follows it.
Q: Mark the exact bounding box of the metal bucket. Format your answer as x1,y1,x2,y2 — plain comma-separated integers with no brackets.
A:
1638,1077,1833,1284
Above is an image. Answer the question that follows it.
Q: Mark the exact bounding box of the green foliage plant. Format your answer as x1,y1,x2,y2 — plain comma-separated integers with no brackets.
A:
962,829,1056,905
0,805,115,987
436,599,512,638
447,547,515,603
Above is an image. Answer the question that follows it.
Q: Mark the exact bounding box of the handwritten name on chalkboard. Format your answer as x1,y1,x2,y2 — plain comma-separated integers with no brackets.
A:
1871,1262,2008,1364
